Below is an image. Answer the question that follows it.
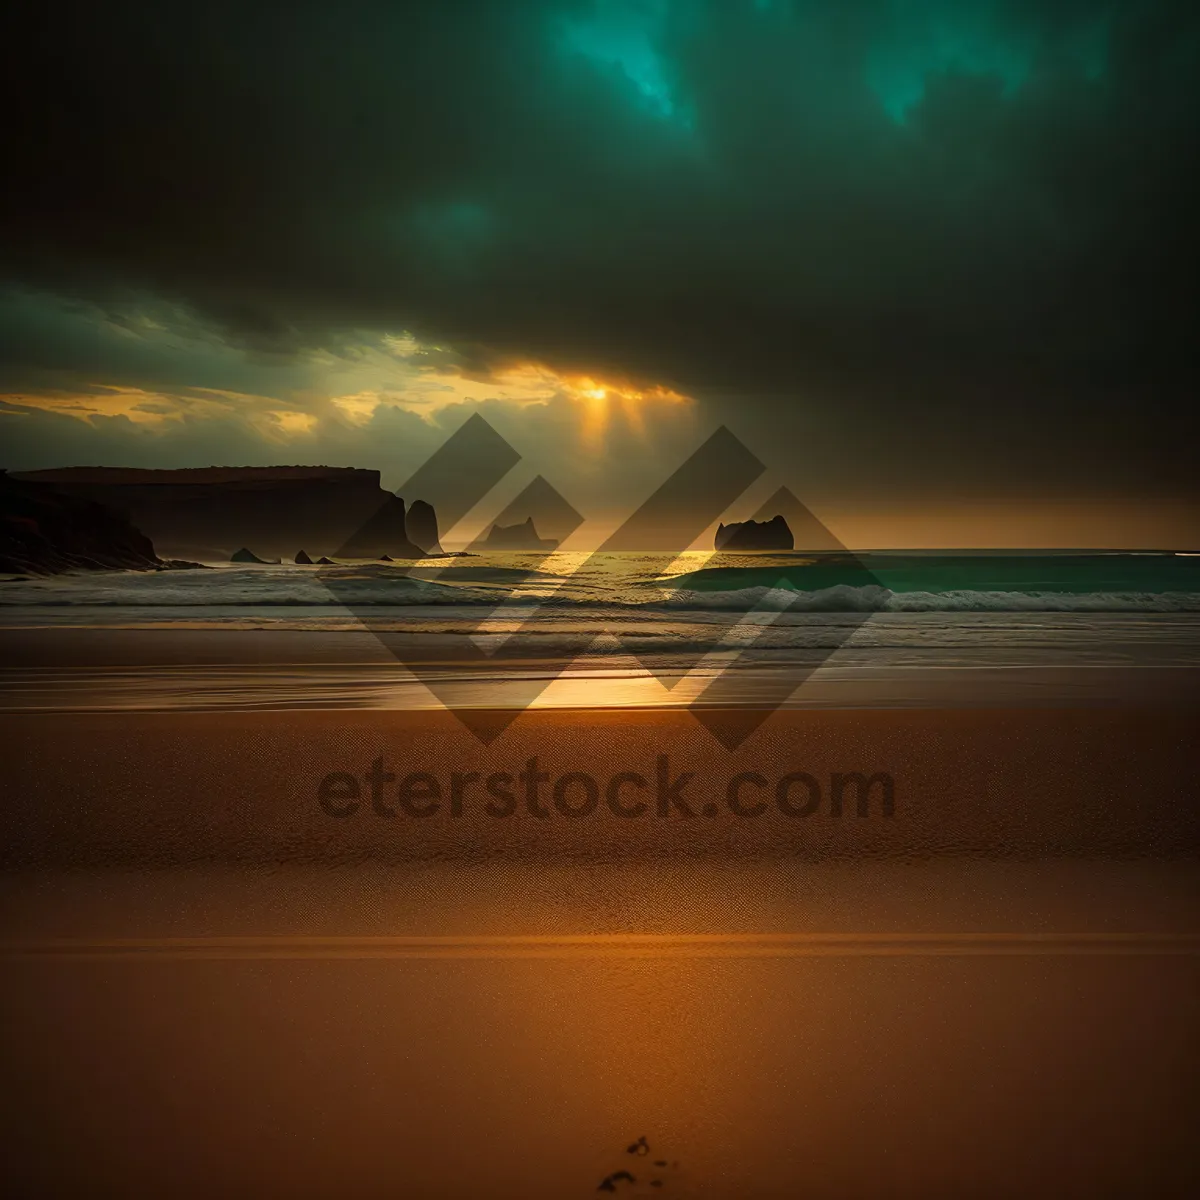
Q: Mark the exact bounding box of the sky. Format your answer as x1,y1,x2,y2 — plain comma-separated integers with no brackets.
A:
1,0,1197,547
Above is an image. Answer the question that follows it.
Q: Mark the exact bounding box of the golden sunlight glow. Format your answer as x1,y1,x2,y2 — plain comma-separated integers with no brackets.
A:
331,391,387,424
489,364,690,445
0,384,297,430
2,327,692,450
267,410,317,436
0,385,233,426
328,347,691,444
494,365,688,409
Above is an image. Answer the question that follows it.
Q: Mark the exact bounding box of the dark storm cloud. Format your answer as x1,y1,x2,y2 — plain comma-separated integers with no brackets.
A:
1,0,1197,498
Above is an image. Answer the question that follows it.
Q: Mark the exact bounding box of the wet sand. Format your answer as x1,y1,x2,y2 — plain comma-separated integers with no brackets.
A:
1,705,1198,1197
4,624,1200,717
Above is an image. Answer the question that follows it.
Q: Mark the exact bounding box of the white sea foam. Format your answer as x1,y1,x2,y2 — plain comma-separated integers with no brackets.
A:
1,569,1199,613
660,585,1200,613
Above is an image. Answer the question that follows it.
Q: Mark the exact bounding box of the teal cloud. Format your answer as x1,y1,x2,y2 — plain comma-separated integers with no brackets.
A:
0,0,1195,501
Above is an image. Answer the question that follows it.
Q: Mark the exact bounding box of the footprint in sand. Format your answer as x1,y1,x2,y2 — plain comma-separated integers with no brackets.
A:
594,1137,687,1195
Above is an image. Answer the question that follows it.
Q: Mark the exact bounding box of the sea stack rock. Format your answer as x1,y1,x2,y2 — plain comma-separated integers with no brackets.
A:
379,553,394,562
407,499,443,554
715,515,794,551
483,517,558,551
294,549,313,565
316,556,336,565
231,547,279,564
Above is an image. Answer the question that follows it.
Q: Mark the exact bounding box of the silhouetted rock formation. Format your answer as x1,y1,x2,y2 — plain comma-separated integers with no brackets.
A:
316,556,336,565
231,547,279,564
483,516,558,551
294,549,313,565
378,553,393,562
406,498,443,554
13,466,426,561
0,470,168,575
715,514,794,551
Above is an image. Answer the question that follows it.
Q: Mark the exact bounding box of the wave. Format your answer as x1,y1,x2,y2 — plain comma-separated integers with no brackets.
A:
659,585,1200,613
663,554,1200,595
3,575,1200,614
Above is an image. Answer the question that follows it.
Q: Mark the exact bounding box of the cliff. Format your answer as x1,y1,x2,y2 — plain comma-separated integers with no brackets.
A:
483,517,558,551
715,514,794,551
13,466,426,561
0,471,165,574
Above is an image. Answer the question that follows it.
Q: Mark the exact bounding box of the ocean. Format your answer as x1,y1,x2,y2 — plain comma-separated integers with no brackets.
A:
1,549,1199,712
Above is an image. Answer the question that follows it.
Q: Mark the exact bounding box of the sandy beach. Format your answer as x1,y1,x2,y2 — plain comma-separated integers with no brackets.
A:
1,704,1197,1196
3,705,1198,866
